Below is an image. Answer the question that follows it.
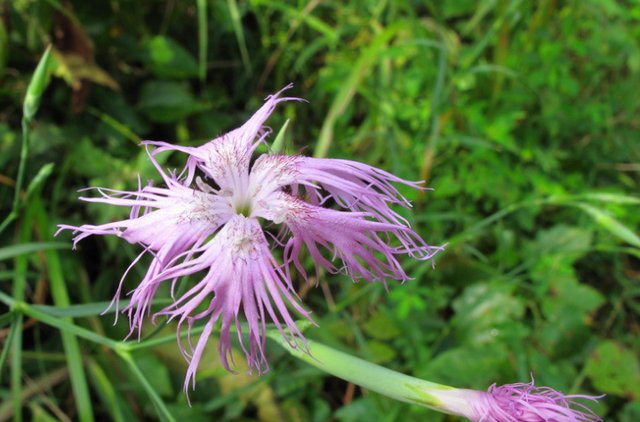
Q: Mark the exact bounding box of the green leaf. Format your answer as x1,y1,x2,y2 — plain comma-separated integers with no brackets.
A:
420,344,511,389
578,193,640,205
87,360,128,422
23,45,53,121
452,283,526,346
118,352,176,422
29,402,60,422
135,353,174,397
530,225,593,257
270,119,290,154
137,81,207,123
362,311,401,341
25,163,54,201
365,340,397,364
576,203,640,248
52,49,119,91
227,0,251,75
585,341,640,399
621,401,640,422
145,36,199,79
0,242,67,261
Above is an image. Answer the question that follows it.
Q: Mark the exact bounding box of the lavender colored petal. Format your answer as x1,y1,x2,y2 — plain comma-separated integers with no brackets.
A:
249,153,431,228
455,378,604,422
143,84,303,188
255,193,441,284
137,215,313,396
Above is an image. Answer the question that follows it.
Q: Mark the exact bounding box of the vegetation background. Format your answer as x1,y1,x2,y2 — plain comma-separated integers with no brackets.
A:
1,0,639,421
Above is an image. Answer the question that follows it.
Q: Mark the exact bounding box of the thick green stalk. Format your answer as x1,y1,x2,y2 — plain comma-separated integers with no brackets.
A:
268,335,473,418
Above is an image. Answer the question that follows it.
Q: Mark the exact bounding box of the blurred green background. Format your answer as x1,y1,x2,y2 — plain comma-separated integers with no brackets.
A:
1,0,639,421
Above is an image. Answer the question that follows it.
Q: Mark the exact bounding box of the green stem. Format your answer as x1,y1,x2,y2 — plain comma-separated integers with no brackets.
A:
10,314,23,422
197,0,208,83
268,335,471,417
117,351,176,422
10,199,33,421
0,293,121,351
0,45,52,235
33,198,94,422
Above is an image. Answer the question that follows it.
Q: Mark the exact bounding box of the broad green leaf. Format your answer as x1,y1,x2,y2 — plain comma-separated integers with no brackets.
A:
621,401,640,422
145,36,199,79
585,341,640,399
530,225,593,256
137,81,207,123
366,340,397,364
135,353,174,397
419,344,512,389
452,283,526,346
362,311,401,341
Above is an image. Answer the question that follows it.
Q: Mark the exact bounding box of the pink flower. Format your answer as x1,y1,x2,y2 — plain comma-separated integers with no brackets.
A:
58,85,442,395
436,378,603,422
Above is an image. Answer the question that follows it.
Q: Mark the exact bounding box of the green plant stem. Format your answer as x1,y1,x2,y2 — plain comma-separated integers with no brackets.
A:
117,351,176,422
268,335,471,417
197,0,208,83
0,45,52,235
227,0,251,75
32,198,94,422
0,291,203,352
10,314,23,422
10,200,33,421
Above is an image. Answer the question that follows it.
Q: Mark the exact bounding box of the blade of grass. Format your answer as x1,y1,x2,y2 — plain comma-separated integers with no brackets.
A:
87,107,141,145
227,0,251,75
0,313,17,381
32,197,95,422
197,0,208,83
31,297,172,318
459,0,521,69
0,312,12,328
87,360,127,422
314,22,404,158
419,37,447,187
577,192,640,205
270,118,290,154
117,351,176,422
24,162,54,202
0,366,69,421
9,190,34,421
0,242,67,261
0,292,120,350
251,0,337,42
574,203,640,248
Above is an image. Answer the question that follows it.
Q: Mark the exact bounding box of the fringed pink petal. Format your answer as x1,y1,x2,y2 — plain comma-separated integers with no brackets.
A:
457,377,603,422
138,216,314,398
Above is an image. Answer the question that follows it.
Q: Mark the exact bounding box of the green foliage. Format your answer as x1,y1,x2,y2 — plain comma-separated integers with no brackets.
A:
1,0,638,421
